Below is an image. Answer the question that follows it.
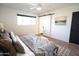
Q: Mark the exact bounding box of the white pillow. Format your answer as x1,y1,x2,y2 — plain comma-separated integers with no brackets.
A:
10,32,17,42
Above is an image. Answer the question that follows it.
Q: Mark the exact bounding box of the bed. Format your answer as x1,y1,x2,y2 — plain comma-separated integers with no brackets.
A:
19,34,58,56
16,35,35,56
0,30,58,56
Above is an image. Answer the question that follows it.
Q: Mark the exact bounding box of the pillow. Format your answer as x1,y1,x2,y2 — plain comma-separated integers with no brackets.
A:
9,32,25,53
0,30,9,38
0,30,12,42
0,39,16,56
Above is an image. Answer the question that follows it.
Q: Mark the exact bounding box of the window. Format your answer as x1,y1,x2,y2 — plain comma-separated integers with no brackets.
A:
17,15,36,25
39,16,51,35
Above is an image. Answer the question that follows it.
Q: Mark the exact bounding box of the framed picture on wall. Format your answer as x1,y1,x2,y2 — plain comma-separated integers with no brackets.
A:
55,16,67,25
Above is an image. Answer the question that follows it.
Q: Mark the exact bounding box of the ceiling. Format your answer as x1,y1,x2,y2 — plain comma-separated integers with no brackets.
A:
0,3,79,16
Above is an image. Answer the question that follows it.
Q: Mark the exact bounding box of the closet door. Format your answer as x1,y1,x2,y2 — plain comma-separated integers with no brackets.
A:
69,11,79,45
39,16,51,36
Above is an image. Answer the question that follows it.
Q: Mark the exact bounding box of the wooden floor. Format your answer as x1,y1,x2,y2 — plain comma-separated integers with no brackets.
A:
39,34,79,56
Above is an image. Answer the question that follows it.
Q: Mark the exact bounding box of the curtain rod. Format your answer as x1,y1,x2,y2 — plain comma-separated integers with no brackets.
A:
38,13,55,17
17,14,36,18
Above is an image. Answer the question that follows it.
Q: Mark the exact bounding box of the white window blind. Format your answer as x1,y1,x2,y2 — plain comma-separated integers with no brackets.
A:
17,16,36,25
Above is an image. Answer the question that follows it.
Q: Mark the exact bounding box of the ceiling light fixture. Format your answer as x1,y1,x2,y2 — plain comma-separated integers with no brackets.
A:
37,7,42,11
30,4,42,11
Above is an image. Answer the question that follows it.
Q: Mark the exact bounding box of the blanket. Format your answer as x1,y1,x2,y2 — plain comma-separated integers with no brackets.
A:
19,34,58,56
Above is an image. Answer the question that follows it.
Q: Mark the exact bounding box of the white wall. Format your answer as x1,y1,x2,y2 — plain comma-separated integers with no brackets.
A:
51,4,79,42
0,5,37,35
39,4,79,42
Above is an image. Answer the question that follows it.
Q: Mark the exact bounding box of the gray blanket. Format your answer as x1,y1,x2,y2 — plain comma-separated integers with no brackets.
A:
19,34,58,56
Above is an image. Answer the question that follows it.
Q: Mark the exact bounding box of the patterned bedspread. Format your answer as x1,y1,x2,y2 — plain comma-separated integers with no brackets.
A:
19,34,58,56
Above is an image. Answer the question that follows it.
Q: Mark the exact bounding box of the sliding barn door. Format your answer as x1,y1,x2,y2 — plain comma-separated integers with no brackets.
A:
39,16,51,36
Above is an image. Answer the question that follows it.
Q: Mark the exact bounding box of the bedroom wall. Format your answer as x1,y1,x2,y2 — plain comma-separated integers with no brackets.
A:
0,5,37,35
51,4,79,42
39,4,79,42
